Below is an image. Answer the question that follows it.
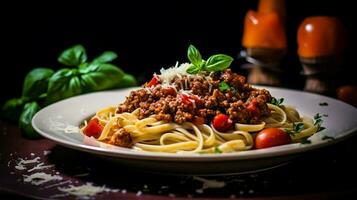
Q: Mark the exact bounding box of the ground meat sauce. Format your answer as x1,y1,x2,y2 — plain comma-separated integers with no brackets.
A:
117,69,272,125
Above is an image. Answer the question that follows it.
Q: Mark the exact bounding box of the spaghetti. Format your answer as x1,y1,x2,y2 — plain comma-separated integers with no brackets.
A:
80,63,319,154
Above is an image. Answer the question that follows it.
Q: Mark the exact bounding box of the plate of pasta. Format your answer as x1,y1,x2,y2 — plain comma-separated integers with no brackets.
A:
32,46,357,174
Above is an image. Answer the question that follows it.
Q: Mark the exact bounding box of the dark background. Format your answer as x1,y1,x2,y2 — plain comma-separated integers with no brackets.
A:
1,0,356,105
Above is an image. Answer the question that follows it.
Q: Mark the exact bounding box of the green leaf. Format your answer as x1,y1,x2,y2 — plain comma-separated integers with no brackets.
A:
214,146,222,154
284,129,295,136
293,122,304,133
187,45,202,67
92,51,118,64
58,44,87,66
205,54,233,72
22,68,54,99
80,63,125,92
314,113,322,120
19,102,41,139
300,138,311,144
319,102,328,106
117,73,137,88
322,135,334,140
46,68,83,104
2,97,28,121
219,82,230,92
186,64,201,74
271,97,284,106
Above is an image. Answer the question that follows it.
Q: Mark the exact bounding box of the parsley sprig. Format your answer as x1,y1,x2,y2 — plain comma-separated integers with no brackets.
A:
219,82,230,92
285,122,304,136
314,113,326,132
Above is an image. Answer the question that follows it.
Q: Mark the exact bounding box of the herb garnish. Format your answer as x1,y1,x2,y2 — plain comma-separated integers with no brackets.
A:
219,82,230,92
319,102,328,106
314,113,326,132
270,97,284,106
214,146,222,154
322,135,335,140
285,122,304,136
300,138,312,144
186,45,233,74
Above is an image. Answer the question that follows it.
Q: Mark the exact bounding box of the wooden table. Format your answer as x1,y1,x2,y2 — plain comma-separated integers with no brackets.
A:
1,119,356,199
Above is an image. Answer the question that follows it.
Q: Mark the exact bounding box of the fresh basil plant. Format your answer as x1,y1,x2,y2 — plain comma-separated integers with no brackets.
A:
2,44,137,138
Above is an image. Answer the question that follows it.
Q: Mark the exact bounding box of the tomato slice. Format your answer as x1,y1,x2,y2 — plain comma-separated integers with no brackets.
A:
212,114,233,132
255,128,291,149
83,118,103,138
146,76,160,87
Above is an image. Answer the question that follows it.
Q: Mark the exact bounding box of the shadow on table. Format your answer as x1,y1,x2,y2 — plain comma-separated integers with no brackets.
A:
46,134,357,199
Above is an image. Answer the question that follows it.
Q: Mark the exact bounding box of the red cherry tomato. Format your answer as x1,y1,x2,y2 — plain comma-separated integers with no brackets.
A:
83,118,103,138
255,128,291,149
247,99,260,115
162,87,176,96
146,76,160,87
212,114,233,132
178,93,192,105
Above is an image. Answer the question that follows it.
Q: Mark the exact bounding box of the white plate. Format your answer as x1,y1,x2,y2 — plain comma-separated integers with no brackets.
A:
32,86,357,175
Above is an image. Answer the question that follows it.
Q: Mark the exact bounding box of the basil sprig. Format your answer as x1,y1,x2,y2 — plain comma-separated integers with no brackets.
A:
2,44,136,138
186,45,233,74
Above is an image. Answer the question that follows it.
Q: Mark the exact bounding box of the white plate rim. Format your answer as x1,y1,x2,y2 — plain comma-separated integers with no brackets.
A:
32,86,357,162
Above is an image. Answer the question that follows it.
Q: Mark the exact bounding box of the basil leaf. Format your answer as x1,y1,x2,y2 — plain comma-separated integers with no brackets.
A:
80,63,125,92
117,73,137,88
58,44,87,66
92,51,118,64
19,102,41,139
22,68,54,99
2,97,28,122
186,64,201,74
46,68,83,104
205,54,233,72
187,45,202,66
219,82,230,91
271,97,284,106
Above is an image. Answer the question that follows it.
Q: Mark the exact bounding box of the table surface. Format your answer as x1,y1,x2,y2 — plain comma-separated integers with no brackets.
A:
1,119,357,200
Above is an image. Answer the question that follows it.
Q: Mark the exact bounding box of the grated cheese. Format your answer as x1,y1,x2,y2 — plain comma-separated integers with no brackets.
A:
27,163,54,172
159,62,190,85
23,172,63,185
15,157,41,171
58,182,118,199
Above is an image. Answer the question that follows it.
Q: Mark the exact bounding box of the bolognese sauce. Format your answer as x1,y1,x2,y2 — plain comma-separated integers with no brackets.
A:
117,69,271,125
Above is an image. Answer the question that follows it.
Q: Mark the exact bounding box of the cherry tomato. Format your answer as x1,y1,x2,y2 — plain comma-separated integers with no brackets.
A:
162,87,176,96
146,76,160,87
337,85,357,107
255,128,291,149
212,114,233,132
247,99,260,115
83,118,103,138
178,93,191,105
